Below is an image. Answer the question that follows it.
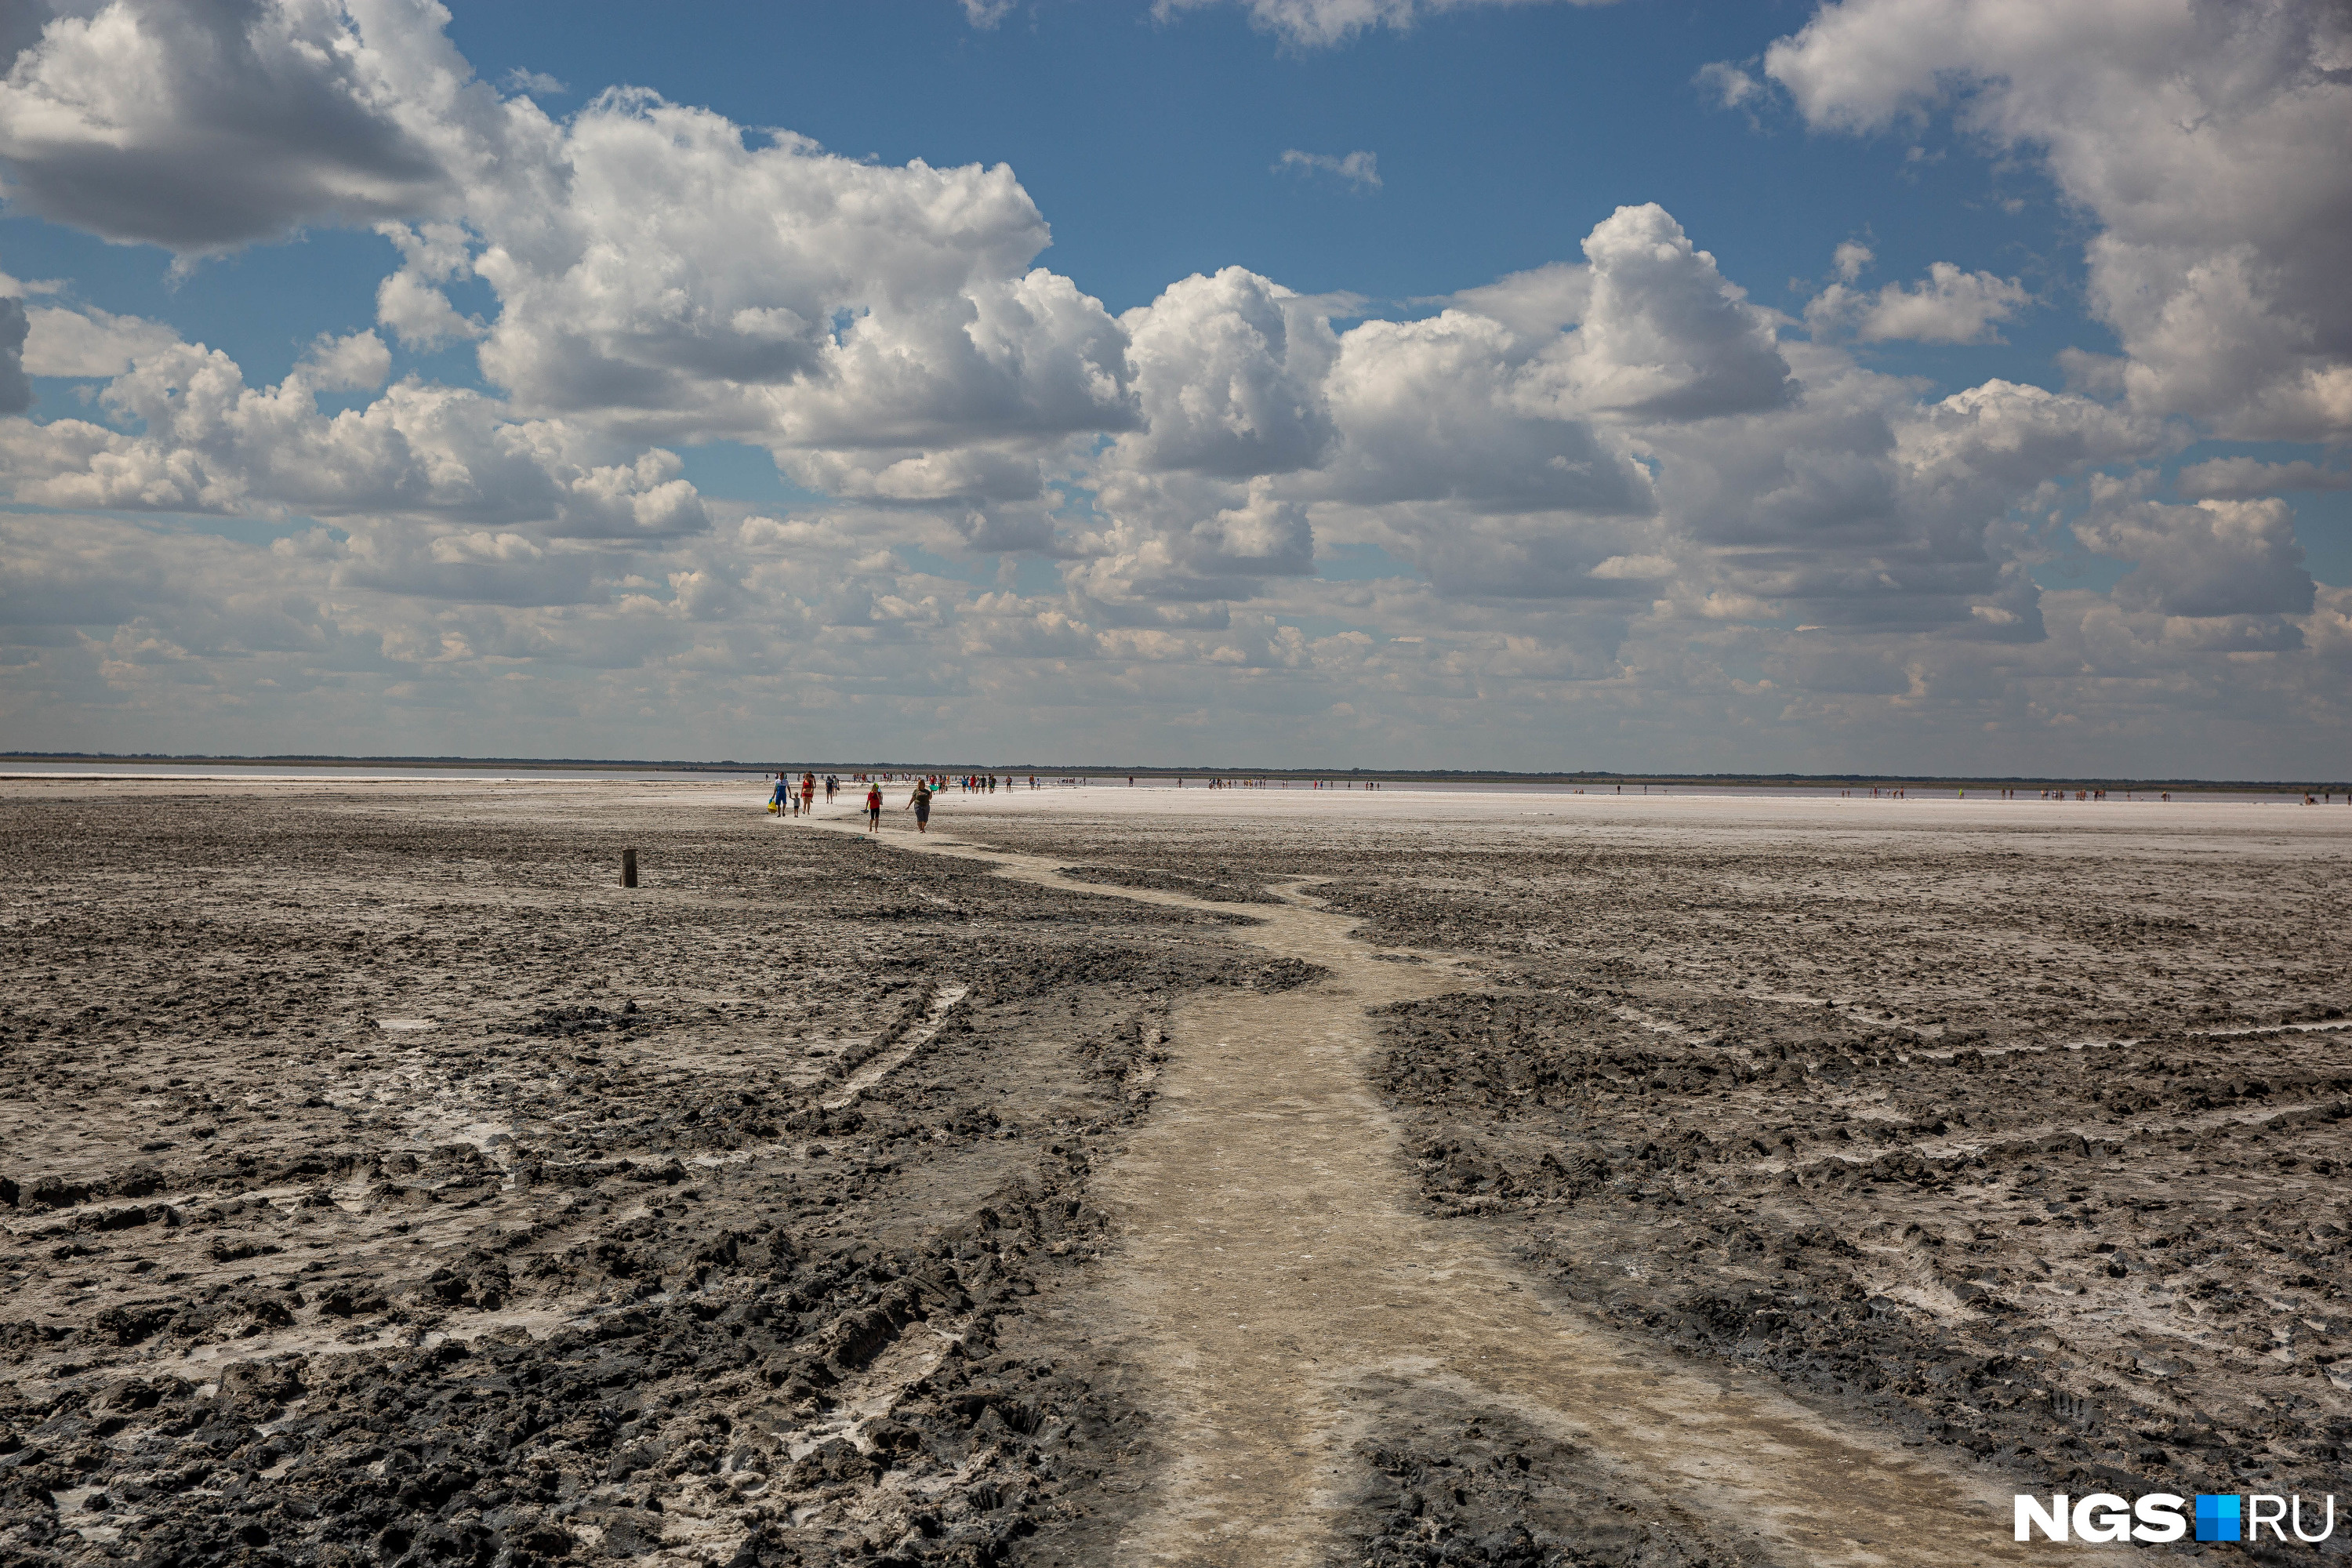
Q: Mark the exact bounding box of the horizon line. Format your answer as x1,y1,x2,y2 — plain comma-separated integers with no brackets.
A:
3,753,2346,792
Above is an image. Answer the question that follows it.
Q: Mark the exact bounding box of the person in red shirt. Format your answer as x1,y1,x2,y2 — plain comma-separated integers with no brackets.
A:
864,782,884,834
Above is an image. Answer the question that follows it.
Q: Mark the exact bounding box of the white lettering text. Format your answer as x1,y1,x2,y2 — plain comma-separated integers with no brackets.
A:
2015,1494,2070,1542
2074,1493,2132,1544
2132,1494,2187,1544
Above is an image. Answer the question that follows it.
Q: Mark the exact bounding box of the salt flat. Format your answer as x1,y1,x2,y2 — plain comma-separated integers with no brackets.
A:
2,776,2347,1566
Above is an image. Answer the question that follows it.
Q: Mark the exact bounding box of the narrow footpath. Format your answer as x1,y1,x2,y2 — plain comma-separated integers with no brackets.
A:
797,808,2123,1566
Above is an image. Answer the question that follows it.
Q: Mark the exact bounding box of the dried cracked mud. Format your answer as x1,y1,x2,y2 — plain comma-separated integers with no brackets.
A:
5,779,2350,1566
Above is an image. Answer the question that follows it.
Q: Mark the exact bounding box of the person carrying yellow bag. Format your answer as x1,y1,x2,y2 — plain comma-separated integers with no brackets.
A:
768,774,788,814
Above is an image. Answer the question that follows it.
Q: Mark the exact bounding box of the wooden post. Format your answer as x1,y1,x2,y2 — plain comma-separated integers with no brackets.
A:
622,848,637,888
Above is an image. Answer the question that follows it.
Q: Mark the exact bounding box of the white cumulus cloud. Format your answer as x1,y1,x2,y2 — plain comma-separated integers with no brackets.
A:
296,329,392,392
1545,203,1792,421
2078,497,2316,620
2176,456,2351,500
1766,0,2352,437
1695,60,1761,111
1114,267,1340,477
0,336,712,543
0,0,495,250
1276,149,1381,191
0,0,2343,770
1156,0,1612,49
499,67,566,96
1807,262,2031,344
20,304,181,378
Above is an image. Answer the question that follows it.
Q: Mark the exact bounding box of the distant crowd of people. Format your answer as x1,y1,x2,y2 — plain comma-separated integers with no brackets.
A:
761,772,2347,821
763,771,1396,828
768,770,1061,836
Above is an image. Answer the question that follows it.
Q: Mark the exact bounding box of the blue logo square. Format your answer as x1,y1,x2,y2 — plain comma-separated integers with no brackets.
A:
2195,1494,2241,1543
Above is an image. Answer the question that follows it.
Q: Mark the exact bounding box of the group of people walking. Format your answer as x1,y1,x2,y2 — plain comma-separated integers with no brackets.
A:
770,770,964,834
768,771,833,815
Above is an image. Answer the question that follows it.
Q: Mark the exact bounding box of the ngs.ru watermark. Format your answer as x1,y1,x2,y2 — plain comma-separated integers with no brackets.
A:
2016,1491,2336,1544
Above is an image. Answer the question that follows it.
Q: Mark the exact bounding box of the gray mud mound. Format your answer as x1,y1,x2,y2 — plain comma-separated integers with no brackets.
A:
516,1001,643,1038
1334,1398,1772,1568
1254,956,1327,992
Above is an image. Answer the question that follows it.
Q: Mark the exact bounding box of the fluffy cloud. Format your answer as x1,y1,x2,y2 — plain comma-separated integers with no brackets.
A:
456,90,1134,508
2,9,1136,497
1069,473,1317,611
375,220,483,350
1806,261,2031,344
296,329,392,392
1077,213,1782,608
2176,456,2351,500
499,67,564,97
1695,60,1762,111
1893,379,2157,521
0,0,2343,770
2078,496,2315,620
0,335,710,543
1153,0,1607,49
0,0,494,249
329,524,597,607
1627,368,2128,637
1445,261,1588,336
18,303,179,377
1766,0,2352,438
1276,149,1381,191
1316,308,1650,517
1080,204,2059,631
1550,204,1791,421
1114,268,1339,478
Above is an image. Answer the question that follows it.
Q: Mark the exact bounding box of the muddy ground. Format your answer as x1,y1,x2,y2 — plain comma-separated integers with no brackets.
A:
0,781,1296,1567
965,797,2352,1562
5,781,2351,1566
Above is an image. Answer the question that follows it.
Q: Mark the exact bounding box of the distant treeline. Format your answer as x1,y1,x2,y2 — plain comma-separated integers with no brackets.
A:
4,753,2344,793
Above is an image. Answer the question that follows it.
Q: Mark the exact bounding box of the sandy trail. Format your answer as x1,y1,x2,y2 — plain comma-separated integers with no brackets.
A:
793,806,2122,1567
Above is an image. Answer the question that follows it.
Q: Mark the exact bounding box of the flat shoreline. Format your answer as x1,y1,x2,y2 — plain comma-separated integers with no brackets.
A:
5,755,2346,797
5,768,2350,815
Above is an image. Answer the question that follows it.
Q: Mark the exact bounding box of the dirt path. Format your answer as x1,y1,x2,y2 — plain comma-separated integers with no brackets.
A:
797,810,2122,1566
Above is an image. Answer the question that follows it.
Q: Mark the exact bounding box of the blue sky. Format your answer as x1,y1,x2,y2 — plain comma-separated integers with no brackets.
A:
0,0,2347,772
4,3,2089,389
